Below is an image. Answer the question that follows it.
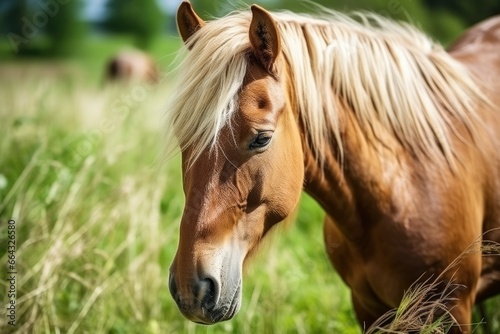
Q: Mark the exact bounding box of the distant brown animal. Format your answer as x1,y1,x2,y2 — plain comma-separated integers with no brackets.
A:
105,50,159,84
166,2,500,333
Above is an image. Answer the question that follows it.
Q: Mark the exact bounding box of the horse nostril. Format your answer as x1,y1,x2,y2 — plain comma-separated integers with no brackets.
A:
170,273,219,313
196,277,218,310
169,274,179,302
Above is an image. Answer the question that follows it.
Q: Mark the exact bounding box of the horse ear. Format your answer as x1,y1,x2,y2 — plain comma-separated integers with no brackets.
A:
177,0,206,46
249,5,281,72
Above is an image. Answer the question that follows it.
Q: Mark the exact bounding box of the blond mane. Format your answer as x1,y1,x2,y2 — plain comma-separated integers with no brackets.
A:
165,8,485,165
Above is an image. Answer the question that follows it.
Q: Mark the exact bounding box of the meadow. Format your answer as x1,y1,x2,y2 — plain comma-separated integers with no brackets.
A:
0,35,361,334
0,36,499,334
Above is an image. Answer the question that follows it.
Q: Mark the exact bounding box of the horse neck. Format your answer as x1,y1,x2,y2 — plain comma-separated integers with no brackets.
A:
301,105,410,239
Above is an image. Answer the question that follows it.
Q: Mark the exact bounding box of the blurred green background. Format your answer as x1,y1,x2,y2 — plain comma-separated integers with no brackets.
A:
1,0,500,60
1,0,499,83
0,1,499,334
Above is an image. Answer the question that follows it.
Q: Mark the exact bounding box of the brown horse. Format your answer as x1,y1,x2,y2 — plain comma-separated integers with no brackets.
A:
166,2,500,332
448,15,500,51
105,50,159,84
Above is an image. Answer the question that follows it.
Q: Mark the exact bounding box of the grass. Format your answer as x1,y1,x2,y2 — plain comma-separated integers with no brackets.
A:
0,35,182,85
0,58,360,333
0,36,499,333
368,240,500,334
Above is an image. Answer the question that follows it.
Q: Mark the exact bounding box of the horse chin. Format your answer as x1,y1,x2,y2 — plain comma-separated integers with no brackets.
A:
222,284,242,321
187,285,242,325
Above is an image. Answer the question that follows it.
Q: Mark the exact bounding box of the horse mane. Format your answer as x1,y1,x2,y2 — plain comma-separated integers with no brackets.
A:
166,8,486,166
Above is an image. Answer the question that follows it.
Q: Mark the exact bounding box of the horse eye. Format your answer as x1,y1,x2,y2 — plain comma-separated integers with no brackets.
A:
249,132,272,149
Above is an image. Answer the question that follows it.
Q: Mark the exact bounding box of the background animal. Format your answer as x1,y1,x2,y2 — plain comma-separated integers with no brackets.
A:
105,50,159,84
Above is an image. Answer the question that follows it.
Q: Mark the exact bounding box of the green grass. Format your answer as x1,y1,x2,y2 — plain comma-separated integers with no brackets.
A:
1,37,499,333
0,60,360,333
0,35,182,85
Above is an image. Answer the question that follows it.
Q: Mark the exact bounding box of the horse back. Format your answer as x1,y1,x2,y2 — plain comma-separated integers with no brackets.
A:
448,15,500,302
448,15,500,51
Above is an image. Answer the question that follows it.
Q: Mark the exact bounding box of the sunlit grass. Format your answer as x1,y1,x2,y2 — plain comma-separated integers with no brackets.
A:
0,64,499,334
0,68,359,333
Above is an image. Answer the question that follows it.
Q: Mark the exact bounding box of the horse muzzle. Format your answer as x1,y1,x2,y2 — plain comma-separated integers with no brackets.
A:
169,272,241,324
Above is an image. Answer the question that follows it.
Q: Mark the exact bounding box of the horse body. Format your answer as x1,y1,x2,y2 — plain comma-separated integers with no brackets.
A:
310,57,500,328
309,20,500,327
167,2,500,332
447,16,500,305
448,15,500,51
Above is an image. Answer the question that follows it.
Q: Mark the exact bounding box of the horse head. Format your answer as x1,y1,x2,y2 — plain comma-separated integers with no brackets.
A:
168,1,304,324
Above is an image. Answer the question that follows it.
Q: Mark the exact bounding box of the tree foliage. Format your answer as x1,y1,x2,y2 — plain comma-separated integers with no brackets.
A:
424,0,500,26
1,0,33,54
0,0,87,56
1,0,29,35
43,0,87,56
101,0,165,50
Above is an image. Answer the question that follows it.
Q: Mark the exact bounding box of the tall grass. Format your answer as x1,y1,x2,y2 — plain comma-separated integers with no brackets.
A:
0,65,498,334
0,69,179,333
367,239,500,334
0,67,358,333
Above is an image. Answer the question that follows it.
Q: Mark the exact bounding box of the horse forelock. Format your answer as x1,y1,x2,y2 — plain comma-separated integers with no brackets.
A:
165,12,252,165
165,8,487,167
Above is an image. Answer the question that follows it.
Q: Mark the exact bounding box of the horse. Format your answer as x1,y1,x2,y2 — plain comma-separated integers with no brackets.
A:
447,15,500,52
166,1,500,332
105,50,159,84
